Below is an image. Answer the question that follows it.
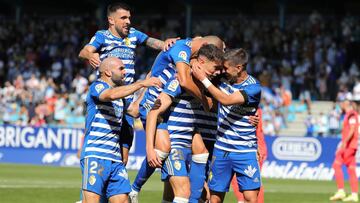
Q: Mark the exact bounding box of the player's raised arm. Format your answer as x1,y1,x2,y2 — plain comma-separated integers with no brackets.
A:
99,77,161,102
145,37,179,51
79,45,101,68
95,57,161,102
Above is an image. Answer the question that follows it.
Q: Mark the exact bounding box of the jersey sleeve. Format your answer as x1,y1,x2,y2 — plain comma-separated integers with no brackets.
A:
87,31,105,50
132,28,149,45
163,79,182,98
89,82,110,100
168,43,191,65
240,84,262,106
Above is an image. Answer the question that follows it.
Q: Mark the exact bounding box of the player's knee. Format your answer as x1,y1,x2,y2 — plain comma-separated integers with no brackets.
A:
244,195,258,203
192,153,209,164
155,149,169,161
173,179,190,197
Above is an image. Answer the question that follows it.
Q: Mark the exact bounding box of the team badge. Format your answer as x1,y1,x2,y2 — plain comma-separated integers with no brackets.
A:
168,80,179,92
178,51,188,61
174,160,181,170
95,83,105,93
124,38,131,46
89,175,96,185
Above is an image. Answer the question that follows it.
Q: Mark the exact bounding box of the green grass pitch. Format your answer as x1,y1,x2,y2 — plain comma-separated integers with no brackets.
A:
0,163,352,203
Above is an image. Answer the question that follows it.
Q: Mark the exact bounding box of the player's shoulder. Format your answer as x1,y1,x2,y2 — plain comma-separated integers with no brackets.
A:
246,75,260,86
129,27,144,35
95,30,108,36
90,80,109,92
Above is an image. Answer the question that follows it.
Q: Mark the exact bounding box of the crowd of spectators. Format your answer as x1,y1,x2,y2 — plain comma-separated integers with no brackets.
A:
0,11,359,136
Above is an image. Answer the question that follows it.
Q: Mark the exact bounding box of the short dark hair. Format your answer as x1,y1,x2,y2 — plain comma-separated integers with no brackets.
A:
224,48,249,66
107,2,131,16
197,44,224,69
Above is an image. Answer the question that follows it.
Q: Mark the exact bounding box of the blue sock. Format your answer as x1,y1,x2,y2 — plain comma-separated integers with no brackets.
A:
132,157,156,192
189,153,208,202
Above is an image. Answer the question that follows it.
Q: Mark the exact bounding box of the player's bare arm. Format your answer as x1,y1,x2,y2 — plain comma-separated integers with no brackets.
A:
177,62,210,110
99,77,161,102
146,93,172,168
145,37,179,51
78,45,100,68
126,72,153,118
192,65,245,106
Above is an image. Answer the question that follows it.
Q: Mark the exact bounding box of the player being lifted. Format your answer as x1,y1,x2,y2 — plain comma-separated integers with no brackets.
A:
193,48,262,203
80,57,161,203
129,36,224,203
145,44,224,203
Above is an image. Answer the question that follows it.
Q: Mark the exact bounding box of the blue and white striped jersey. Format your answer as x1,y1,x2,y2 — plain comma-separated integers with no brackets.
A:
215,75,261,152
163,78,217,148
88,28,148,103
81,80,124,162
140,38,192,113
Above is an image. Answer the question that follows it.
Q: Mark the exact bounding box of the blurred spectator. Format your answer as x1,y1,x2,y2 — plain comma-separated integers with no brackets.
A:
328,103,341,137
305,112,316,136
316,112,328,137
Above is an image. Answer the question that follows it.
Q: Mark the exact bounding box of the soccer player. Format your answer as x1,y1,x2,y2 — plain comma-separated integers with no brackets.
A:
80,57,161,203
78,2,178,165
231,108,267,203
329,95,359,202
192,48,262,203
129,36,224,202
145,44,224,203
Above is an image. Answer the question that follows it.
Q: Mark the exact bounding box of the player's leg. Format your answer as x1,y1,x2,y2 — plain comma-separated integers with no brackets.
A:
189,133,209,202
208,148,233,203
81,158,111,203
106,161,131,203
108,194,128,203
230,175,244,203
169,176,191,202
343,148,358,202
233,152,261,203
330,148,346,200
130,127,170,202
162,148,192,202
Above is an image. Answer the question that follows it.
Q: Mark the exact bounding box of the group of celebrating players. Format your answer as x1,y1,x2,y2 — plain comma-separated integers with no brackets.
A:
78,2,265,203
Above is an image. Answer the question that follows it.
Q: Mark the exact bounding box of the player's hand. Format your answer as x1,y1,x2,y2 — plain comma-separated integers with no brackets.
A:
142,77,162,88
249,114,260,127
192,63,207,81
89,53,101,68
147,149,162,168
163,37,180,51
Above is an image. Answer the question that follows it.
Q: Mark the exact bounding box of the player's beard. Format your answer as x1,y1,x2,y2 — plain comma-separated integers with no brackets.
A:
115,25,129,38
226,73,237,84
112,75,124,86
